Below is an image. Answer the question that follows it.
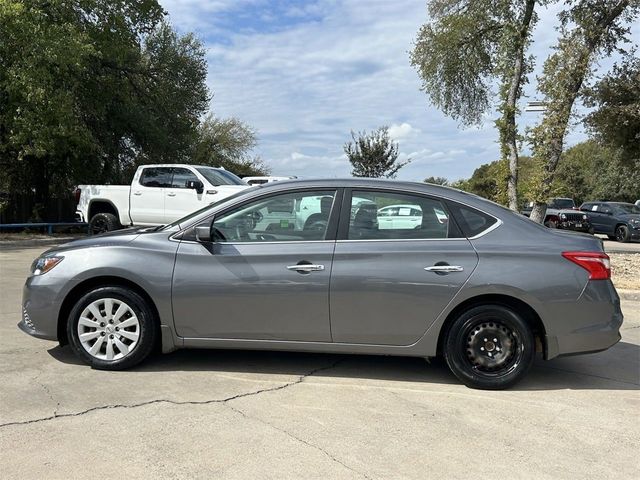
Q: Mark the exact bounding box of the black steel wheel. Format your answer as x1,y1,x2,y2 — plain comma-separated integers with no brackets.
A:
444,305,535,390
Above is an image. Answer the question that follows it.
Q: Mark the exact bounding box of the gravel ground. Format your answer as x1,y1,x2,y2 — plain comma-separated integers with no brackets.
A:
610,253,640,290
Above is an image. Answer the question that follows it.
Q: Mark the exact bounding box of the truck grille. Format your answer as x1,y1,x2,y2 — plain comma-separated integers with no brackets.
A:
562,213,584,222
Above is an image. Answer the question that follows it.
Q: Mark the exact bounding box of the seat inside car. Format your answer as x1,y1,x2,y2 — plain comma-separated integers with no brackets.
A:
352,204,378,238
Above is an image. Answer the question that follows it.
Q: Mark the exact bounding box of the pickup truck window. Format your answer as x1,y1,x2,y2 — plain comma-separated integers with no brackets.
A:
171,168,199,188
140,167,173,188
196,167,245,186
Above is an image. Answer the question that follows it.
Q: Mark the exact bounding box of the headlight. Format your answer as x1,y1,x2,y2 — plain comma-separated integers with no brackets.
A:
31,256,64,276
630,219,640,226
582,214,588,221
560,213,567,220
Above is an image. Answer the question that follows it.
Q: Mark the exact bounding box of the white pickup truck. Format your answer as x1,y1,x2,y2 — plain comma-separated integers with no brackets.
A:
76,164,250,233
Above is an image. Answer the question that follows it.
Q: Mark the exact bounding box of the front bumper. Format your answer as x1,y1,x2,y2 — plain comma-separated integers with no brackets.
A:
544,280,623,359
19,275,67,342
557,221,593,233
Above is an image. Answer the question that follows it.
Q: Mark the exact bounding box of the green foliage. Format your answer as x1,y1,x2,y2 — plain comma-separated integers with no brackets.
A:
583,55,640,163
0,0,209,213
189,115,269,177
424,176,450,186
344,126,408,178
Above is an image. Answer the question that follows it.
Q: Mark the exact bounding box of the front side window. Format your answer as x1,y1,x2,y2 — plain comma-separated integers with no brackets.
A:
348,191,453,240
171,168,200,188
140,167,173,188
212,190,336,242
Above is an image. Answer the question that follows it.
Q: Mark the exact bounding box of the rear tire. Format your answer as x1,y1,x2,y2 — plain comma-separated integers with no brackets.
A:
89,212,121,235
615,225,631,243
67,286,157,370
443,305,535,390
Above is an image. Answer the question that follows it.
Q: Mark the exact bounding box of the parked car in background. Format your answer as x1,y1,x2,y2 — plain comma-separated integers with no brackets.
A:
243,176,297,186
521,198,593,233
21,179,622,390
635,200,640,206
75,165,250,234
579,201,640,243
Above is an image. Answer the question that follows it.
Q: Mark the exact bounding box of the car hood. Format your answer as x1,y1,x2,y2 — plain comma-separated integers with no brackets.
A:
43,226,156,254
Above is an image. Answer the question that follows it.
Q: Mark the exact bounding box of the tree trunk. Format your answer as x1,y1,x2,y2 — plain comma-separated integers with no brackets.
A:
529,0,629,223
502,0,536,212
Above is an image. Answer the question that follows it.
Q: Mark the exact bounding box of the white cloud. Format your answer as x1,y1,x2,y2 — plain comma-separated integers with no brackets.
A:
388,123,421,141
160,0,640,182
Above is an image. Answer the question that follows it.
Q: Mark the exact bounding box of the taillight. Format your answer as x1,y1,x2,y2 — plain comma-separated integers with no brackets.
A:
74,188,81,205
562,251,611,280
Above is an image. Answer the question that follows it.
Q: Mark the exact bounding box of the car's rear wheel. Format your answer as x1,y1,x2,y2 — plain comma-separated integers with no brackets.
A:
89,212,121,235
615,225,631,243
443,305,535,390
67,286,156,370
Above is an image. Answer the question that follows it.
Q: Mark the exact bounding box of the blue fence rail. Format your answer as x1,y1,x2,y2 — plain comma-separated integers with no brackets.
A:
0,222,89,235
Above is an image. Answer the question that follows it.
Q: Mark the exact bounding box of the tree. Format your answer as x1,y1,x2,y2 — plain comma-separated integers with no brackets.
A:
190,115,269,177
410,0,539,211
344,126,408,178
424,176,450,185
0,0,209,219
528,0,638,223
583,55,640,163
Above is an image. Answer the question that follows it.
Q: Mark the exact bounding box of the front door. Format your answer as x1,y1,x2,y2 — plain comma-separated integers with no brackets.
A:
172,189,340,341
164,167,205,223
330,189,478,346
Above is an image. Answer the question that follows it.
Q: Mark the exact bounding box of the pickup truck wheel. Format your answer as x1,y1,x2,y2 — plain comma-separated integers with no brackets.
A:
544,220,557,229
443,305,535,390
89,212,121,235
615,225,631,243
67,286,157,370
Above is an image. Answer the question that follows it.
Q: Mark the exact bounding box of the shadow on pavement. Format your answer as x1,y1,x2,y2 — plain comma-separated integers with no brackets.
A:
48,340,639,392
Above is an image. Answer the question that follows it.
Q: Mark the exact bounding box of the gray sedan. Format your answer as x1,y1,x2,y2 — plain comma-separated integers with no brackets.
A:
19,179,623,389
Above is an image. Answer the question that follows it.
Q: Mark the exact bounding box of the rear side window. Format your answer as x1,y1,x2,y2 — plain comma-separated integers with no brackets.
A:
347,190,461,240
140,167,173,188
447,202,498,238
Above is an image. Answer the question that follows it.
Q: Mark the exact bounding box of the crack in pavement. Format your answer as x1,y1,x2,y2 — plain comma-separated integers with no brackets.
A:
226,403,372,480
0,358,344,430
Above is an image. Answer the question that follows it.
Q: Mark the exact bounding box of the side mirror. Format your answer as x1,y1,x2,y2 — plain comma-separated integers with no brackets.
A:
186,180,204,194
195,225,212,242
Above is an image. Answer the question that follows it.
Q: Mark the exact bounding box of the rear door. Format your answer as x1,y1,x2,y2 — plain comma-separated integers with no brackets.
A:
164,167,205,223
129,167,172,225
329,189,479,346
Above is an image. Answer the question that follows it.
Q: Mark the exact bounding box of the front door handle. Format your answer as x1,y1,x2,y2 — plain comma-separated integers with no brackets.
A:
167,192,176,197
287,264,325,273
424,265,464,273
133,191,142,196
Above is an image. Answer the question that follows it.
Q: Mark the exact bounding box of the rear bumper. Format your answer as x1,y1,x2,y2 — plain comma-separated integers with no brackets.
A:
75,210,85,223
544,280,623,359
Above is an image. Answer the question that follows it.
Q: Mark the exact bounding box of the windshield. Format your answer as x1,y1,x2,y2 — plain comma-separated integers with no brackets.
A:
549,198,574,209
196,167,246,186
614,203,640,214
160,188,254,230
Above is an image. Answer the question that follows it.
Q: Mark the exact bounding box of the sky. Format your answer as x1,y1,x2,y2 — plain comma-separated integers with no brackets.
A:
160,0,639,182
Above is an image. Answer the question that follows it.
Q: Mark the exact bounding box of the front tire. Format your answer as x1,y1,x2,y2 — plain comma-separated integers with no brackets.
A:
615,225,631,243
67,286,157,370
443,305,535,390
89,212,121,235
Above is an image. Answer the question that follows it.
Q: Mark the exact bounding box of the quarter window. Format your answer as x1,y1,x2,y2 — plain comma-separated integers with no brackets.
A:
140,167,173,188
212,190,336,242
348,191,455,240
446,202,497,238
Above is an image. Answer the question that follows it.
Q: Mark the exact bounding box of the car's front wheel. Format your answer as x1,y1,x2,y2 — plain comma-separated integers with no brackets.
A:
615,225,631,243
67,286,157,370
443,305,535,390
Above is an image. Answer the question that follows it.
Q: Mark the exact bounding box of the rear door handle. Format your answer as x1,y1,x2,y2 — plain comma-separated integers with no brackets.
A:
287,264,325,273
167,192,176,197
424,265,464,273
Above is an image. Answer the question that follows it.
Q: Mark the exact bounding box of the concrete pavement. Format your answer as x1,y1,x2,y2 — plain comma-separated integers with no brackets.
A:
1,246,638,479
